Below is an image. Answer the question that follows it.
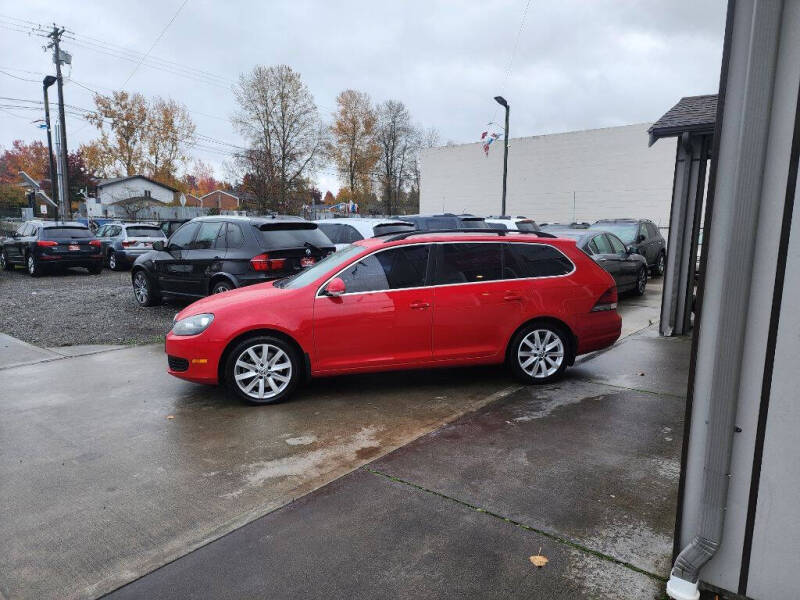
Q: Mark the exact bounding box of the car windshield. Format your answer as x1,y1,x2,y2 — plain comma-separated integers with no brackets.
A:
278,244,365,289
126,226,164,237
257,223,332,248
516,221,538,232
42,227,92,240
590,222,637,244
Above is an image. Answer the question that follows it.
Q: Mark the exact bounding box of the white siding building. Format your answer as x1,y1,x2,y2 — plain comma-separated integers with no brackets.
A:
419,123,677,228
88,175,177,217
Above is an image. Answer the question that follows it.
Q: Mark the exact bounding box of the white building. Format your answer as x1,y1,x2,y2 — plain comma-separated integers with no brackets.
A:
87,175,177,217
419,123,676,228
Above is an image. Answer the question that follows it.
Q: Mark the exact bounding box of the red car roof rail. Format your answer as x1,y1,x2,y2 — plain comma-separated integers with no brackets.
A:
380,228,557,242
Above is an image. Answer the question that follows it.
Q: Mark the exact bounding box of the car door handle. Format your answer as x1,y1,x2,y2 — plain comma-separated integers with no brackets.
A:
410,301,430,310
503,293,522,302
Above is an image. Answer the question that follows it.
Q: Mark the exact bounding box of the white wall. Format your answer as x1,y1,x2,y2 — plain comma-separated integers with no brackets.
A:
96,177,174,206
420,123,677,227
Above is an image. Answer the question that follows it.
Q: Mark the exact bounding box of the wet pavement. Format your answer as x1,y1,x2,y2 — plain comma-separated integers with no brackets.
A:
0,281,669,600
106,324,688,600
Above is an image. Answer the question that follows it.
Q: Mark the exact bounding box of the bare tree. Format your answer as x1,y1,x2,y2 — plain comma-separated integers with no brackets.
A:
145,97,195,185
375,100,418,216
232,65,326,213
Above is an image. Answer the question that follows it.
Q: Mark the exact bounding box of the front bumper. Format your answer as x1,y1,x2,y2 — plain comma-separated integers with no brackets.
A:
164,331,223,384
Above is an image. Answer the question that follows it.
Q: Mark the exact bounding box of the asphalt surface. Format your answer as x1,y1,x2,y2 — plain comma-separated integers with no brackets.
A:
106,325,687,600
0,274,667,599
0,267,181,346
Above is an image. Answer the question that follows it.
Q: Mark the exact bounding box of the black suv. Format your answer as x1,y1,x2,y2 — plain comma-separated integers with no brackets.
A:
130,216,335,306
0,220,103,276
402,214,490,230
589,219,666,275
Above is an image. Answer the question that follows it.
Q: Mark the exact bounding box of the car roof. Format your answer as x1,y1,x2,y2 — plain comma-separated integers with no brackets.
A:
354,231,578,249
314,217,413,226
593,218,644,224
39,221,88,229
191,215,307,225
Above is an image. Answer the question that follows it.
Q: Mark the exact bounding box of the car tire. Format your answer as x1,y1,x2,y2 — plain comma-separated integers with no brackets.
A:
211,279,234,294
633,266,647,296
27,253,42,277
225,335,300,405
132,269,160,307
0,250,12,271
109,251,123,271
654,252,665,277
508,322,571,385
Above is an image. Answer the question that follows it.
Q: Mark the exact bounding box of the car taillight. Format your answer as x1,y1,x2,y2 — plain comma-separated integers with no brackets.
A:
122,241,135,247
591,287,618,312
89,240,102,247
250,254,286,271
36,240,58,247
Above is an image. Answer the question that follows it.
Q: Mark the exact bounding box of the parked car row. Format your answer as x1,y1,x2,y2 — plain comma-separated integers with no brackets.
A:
0,215,666,300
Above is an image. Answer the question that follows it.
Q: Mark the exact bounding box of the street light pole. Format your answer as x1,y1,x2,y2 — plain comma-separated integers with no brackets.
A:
494,96,510,216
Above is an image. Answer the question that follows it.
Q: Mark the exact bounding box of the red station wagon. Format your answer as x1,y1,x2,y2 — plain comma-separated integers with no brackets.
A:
164,231,621,404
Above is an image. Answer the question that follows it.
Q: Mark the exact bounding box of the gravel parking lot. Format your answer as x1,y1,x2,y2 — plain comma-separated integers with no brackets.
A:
0,267,184,346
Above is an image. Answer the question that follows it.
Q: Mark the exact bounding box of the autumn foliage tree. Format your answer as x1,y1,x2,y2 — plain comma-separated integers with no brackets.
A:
329,90,379,203
81,91,195,188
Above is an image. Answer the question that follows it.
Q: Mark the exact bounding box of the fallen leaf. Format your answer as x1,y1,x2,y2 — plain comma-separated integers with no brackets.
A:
529,547,549,568
166,415,175,420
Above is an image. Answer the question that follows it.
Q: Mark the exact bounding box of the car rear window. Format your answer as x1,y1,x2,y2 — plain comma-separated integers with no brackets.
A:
372,223,415,236
257,223,332,249
459,218,489,229
42,227,92,240
126,226,164,237
503,243,573,278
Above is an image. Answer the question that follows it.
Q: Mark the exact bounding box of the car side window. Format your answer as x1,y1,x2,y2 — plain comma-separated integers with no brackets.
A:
341,225,364,243
591,234,614,254
193,222,224,250
607,234,627,254
168,222,199,250
339,245,430,293
17,223,29,236
108,226,122,237
503,243,572,278
434,243,502,285
225,223,244,248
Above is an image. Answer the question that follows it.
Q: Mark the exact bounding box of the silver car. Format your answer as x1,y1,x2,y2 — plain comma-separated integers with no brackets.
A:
96,222,167,271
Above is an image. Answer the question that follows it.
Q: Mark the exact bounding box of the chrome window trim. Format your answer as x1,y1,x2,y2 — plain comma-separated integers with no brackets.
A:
315,240,576,298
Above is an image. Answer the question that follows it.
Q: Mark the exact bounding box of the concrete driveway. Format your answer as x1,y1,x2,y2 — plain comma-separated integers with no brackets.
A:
0,280,664,600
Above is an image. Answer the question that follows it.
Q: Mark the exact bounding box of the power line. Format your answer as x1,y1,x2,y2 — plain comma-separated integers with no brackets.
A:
121,0,190,88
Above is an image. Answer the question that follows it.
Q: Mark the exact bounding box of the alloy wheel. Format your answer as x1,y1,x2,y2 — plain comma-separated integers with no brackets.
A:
637,268,647,294
657,254,665,276
212,282,231,294
233,343,293,400
109,253,117,270
27,255,35,275
0,252,6,270
133,272,149,304
518,329,565,379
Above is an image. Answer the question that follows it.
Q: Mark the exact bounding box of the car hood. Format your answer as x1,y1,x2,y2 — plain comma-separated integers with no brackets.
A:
175,281,291,321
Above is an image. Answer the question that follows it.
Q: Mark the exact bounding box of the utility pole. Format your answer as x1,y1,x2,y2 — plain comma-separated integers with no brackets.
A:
494,96,510,216
46,25,71,221
42,76,58,217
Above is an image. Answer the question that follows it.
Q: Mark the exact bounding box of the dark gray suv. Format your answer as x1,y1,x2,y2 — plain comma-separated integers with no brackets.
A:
589,219,666,276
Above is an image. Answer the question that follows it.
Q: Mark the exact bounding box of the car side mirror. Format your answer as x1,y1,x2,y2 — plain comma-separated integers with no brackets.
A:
152,240,165,251
626,246,634,255
636,234,645,243
324,277,346,297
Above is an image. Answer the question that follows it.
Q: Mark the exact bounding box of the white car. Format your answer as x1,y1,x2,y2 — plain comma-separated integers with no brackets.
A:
483,216,540,232
315,218,415,250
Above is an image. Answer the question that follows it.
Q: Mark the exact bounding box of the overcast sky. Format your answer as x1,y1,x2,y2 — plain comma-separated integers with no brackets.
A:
0,0,727,194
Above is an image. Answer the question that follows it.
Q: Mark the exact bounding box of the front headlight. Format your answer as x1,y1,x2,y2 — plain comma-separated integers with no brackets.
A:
171,313,214,336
